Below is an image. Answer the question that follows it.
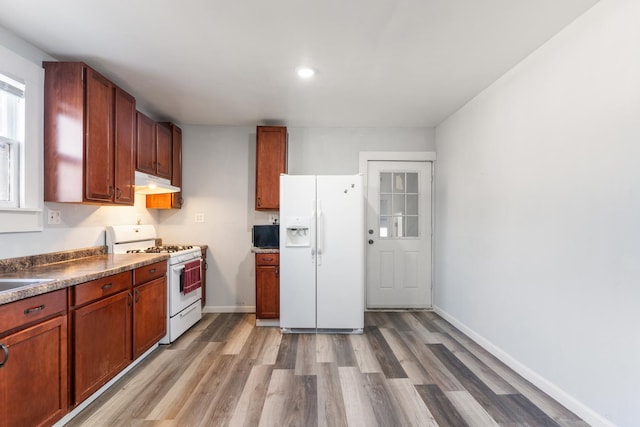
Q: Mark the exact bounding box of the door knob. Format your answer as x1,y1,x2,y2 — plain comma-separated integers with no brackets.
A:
368,239,374,245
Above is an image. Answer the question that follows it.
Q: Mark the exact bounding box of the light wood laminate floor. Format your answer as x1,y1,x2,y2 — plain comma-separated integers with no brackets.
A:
66,312,588,427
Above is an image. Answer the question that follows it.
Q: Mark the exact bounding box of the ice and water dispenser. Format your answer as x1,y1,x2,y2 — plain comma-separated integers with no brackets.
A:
284,217,311,247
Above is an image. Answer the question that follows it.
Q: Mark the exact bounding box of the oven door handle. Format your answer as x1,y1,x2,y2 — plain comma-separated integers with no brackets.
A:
173,265,186,292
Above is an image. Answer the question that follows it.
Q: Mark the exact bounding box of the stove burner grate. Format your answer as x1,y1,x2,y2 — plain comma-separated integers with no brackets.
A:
126,245,194,254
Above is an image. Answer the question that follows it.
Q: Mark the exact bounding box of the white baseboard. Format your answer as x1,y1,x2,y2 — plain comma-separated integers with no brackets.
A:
432,306,615,427
203,305,256,313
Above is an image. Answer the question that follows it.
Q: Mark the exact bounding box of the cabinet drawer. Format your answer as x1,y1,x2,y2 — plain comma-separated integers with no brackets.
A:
0,289,67,335
256,253,279,266
72,271,131,307
133,261,167,286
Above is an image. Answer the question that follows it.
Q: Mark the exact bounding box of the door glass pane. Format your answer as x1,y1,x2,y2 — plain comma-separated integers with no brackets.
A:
406,216,419,237
380,194,391,215
406,173,418,193
393,173,405,191
380,216,390,237
380,172,392,193
407,195,418,215
379,170,421,239
393,194,406,215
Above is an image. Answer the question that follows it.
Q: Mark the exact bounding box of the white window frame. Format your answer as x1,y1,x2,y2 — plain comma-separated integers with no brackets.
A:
0,72,25,209
0,43,44,233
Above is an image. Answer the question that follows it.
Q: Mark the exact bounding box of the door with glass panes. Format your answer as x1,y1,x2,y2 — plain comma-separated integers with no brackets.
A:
366,161,432,308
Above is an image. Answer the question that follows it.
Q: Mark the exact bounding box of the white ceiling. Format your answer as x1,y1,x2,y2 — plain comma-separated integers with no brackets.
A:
0,0,597,127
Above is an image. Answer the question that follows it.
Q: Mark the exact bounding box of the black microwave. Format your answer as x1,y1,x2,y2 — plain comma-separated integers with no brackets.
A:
252,224,279,248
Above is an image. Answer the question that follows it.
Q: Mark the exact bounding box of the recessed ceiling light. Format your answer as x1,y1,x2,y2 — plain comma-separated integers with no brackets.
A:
297,67,316,79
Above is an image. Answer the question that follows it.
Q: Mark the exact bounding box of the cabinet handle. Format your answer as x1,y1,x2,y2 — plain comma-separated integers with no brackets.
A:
275,266,279,278
116,187,122,199
102,283,113,291
263,257,273,262
257,197,261,207
109,185,115,197
0,344,8,368
127,292,133,307
134,289,141,303
148,268,157,274
24,304,45,315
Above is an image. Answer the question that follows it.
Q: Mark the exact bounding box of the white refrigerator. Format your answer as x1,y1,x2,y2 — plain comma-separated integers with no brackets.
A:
279,174,364,333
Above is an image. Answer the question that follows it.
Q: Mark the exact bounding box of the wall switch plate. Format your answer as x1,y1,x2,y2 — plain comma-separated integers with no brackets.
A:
48,209,61,225
195,213,205,223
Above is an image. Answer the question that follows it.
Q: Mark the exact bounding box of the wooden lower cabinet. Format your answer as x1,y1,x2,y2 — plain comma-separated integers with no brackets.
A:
255,253,279,319
0,315,68,427
72,290,132,405
133,276,166,359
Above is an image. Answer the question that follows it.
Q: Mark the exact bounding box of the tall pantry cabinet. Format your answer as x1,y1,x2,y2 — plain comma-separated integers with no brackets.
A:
43,62,136,205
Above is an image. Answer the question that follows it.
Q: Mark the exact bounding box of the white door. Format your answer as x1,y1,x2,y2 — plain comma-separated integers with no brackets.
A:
366,161,432,308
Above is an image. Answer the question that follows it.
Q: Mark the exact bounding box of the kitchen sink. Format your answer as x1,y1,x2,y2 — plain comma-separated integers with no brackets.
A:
0,278,54,292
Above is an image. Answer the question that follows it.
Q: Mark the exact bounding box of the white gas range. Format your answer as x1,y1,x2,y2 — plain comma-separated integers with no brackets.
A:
106,225,202,344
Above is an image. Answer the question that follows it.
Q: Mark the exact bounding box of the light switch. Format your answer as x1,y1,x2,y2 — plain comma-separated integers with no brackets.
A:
195,213,205,223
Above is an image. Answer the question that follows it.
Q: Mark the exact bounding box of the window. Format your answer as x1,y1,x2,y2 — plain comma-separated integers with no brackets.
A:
0,42,44,233
379,171,420,238
0,72,25,208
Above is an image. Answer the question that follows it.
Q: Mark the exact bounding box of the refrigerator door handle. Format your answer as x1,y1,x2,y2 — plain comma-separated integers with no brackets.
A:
317,208,324,266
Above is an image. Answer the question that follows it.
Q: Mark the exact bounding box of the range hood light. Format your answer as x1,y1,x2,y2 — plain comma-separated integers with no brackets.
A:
134,171,180,194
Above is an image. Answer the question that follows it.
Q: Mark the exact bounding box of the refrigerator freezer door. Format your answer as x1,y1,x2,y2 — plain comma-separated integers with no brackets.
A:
280,175,317,329
316,175,364,330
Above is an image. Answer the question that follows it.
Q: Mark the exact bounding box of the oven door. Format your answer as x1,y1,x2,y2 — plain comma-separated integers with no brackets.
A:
169,261,202,317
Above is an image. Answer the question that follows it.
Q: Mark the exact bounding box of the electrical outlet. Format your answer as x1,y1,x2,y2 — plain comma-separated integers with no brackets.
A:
48,209,61,225
195,213,205,223
268,214,279,224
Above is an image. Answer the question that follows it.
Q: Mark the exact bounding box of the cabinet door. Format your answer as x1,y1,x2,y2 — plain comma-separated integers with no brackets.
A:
72,291,132,405
256,265,279,319
85,68,114,202
136,112,156,174
255,126,287,210
155,123,172,179
0,315,68,427
114,88,136,205
170,125,183,208
133,277,167,359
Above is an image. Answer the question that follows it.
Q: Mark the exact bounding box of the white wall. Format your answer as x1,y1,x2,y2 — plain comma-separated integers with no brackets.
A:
434,1,639,425
0,197,158,259
158,126,433,311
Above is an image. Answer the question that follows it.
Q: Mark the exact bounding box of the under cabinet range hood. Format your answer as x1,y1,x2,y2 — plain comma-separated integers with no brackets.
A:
134,171,180,195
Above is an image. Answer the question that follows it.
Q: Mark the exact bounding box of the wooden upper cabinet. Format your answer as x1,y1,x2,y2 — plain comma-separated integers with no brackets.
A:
43,62,136,205
146,123,183,209
136,112,156,175
155,123,172,179
255,126,287,210
84,69,114,202
136,116,172,180
114,88,136,204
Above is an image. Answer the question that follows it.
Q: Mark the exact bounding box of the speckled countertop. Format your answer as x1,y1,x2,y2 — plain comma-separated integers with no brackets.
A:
251,247,279,254
0,252,169,306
